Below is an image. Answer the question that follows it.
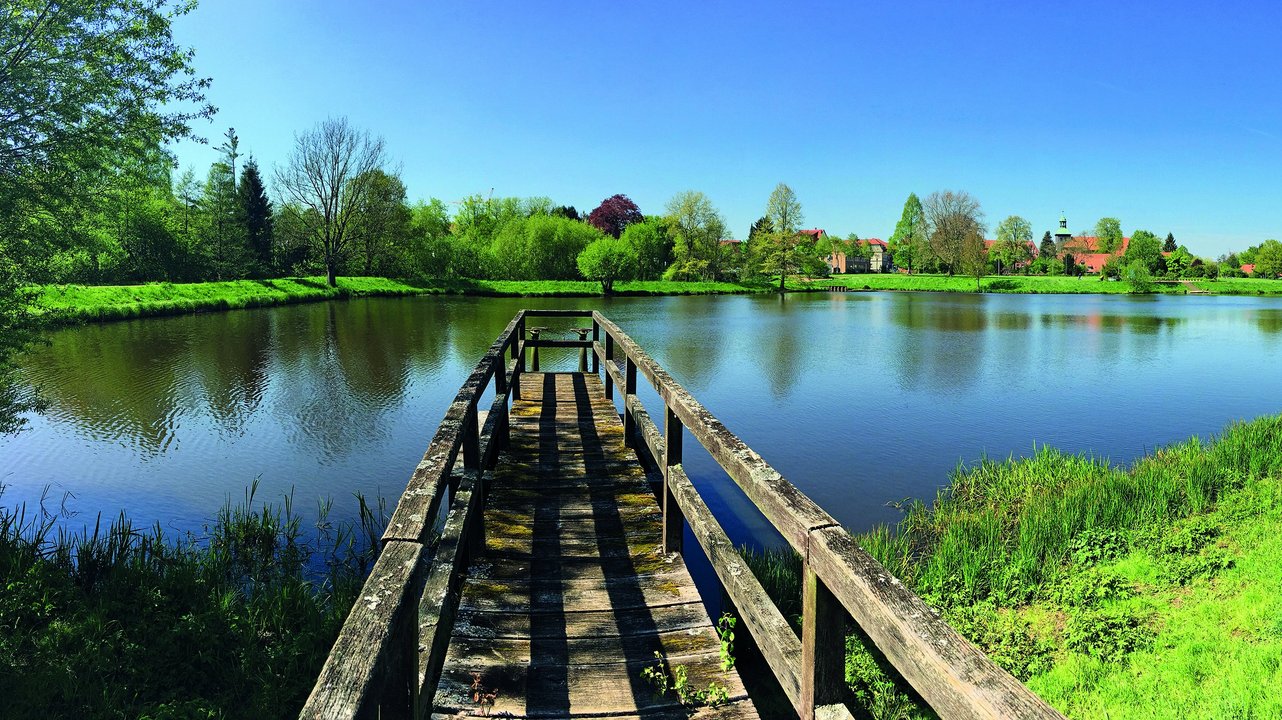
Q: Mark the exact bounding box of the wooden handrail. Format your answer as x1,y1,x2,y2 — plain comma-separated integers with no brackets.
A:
590,311,1064,720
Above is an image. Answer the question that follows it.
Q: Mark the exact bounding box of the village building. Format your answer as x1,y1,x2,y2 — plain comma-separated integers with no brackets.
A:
1046,215,1130,274
822,236,893,274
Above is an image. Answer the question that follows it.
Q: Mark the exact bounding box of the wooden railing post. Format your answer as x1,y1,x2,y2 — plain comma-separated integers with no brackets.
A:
662,405,684,554
575,328,591,372
512,317,524,401
529,327,546,371
591,320,600,373
800,560,846,717
462,401,480,472
623,357,637,447
604,335,615,399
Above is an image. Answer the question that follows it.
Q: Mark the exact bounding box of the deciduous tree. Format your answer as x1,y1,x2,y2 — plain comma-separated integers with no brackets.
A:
1095,217,1123,254
349,169,410,276
620,219,673,279
663,191,726,280
577,237,638,293
992,215,1033,274
1254,239,1282,278
274,117,388,287
0,0,211,433
923,190,985,276
1124,229,1164,273
587,194,643,238
760,183,808,291
888,193,928,274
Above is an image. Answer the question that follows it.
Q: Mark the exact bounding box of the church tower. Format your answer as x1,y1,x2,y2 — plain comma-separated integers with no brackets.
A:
1054,214,1072,246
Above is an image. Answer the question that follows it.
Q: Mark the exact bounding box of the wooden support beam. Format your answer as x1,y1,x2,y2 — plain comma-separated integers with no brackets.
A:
623,357,637,447
604,335,615,399
801,561,846,717
662,405,684,554
591,320,600,373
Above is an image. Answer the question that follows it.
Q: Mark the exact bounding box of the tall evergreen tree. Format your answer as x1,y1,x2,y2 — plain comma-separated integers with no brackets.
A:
238,159,274,275
1039,231,1057,259
1164,233,1177,253
888,193,928,273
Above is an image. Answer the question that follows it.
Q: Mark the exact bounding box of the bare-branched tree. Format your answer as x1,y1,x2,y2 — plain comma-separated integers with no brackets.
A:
275,118,387,286
923,190,985,276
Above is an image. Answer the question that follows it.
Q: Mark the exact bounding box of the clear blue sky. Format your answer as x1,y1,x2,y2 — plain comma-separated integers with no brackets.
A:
169,0,1282,256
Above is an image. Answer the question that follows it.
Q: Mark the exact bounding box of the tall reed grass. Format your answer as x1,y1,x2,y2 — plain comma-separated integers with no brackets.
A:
0,481,385,719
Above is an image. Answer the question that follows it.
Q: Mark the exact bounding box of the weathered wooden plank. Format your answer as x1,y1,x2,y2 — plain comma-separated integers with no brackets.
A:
459,572,701,613
301,540,424,719
453,602,713,641
525,338,594,349
522,308,596,318
668,465,802,708
434,648,749,718
431,699,758,719
808,526,1064,719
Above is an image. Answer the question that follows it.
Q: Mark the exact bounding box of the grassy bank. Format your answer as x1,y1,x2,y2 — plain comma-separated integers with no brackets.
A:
743,414,1282,719
0,484,381,719
33,276,795,324
816,273,1186,294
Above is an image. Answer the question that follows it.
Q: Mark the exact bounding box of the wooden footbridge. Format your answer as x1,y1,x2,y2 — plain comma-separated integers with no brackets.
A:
302,310,1064,720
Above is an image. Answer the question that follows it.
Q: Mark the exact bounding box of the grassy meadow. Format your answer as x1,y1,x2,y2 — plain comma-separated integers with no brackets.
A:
31,276,800,324
744,413,1282,719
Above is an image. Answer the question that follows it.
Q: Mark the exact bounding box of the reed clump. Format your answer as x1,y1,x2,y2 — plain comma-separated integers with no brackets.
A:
0,482,384,719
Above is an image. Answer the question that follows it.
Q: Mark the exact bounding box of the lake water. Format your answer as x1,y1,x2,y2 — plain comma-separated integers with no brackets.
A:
4,292,1282,551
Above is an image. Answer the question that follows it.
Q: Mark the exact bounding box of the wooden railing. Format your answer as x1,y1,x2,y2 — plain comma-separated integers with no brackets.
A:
301,309,1065,720
591,311,1064,720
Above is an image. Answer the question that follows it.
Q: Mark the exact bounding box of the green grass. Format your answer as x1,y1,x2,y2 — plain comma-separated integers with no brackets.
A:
814,273,1188,294
1190,277,1282,295
32,276,796,324
0,482,382,719
740,414,1282,719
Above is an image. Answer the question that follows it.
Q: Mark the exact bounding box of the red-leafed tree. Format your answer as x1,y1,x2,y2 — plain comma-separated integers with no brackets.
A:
587,194,643,238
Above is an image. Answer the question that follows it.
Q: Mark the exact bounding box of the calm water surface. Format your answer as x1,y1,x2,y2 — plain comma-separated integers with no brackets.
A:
4,292,1282,551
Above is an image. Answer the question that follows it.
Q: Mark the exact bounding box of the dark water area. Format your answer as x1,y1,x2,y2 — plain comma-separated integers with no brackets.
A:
4,292,1282,560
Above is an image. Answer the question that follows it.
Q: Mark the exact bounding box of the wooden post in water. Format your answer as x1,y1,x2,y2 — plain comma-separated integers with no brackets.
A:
800,561,846,717
529,327,547,371
575,328,591,372
662,405,684,554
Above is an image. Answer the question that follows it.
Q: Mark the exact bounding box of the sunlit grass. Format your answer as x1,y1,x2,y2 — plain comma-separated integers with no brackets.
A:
737,414,1282,718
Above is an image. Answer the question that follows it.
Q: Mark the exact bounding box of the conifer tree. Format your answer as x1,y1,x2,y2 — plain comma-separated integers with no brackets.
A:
1164,233,1177,253
238,159,274,275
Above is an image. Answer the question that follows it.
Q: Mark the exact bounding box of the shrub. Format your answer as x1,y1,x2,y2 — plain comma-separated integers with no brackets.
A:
576,237,638,294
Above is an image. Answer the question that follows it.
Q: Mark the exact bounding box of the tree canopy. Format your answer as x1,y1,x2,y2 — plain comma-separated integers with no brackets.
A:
888,193,928,273
1095,217,1123,254
586,194,643,238
923,190,985,276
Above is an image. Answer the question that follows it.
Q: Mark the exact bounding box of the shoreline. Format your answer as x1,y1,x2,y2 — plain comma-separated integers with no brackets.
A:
31,273,1282,326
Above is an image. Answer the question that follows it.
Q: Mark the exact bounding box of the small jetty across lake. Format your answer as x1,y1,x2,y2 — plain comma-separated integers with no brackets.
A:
302,310,1065,720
